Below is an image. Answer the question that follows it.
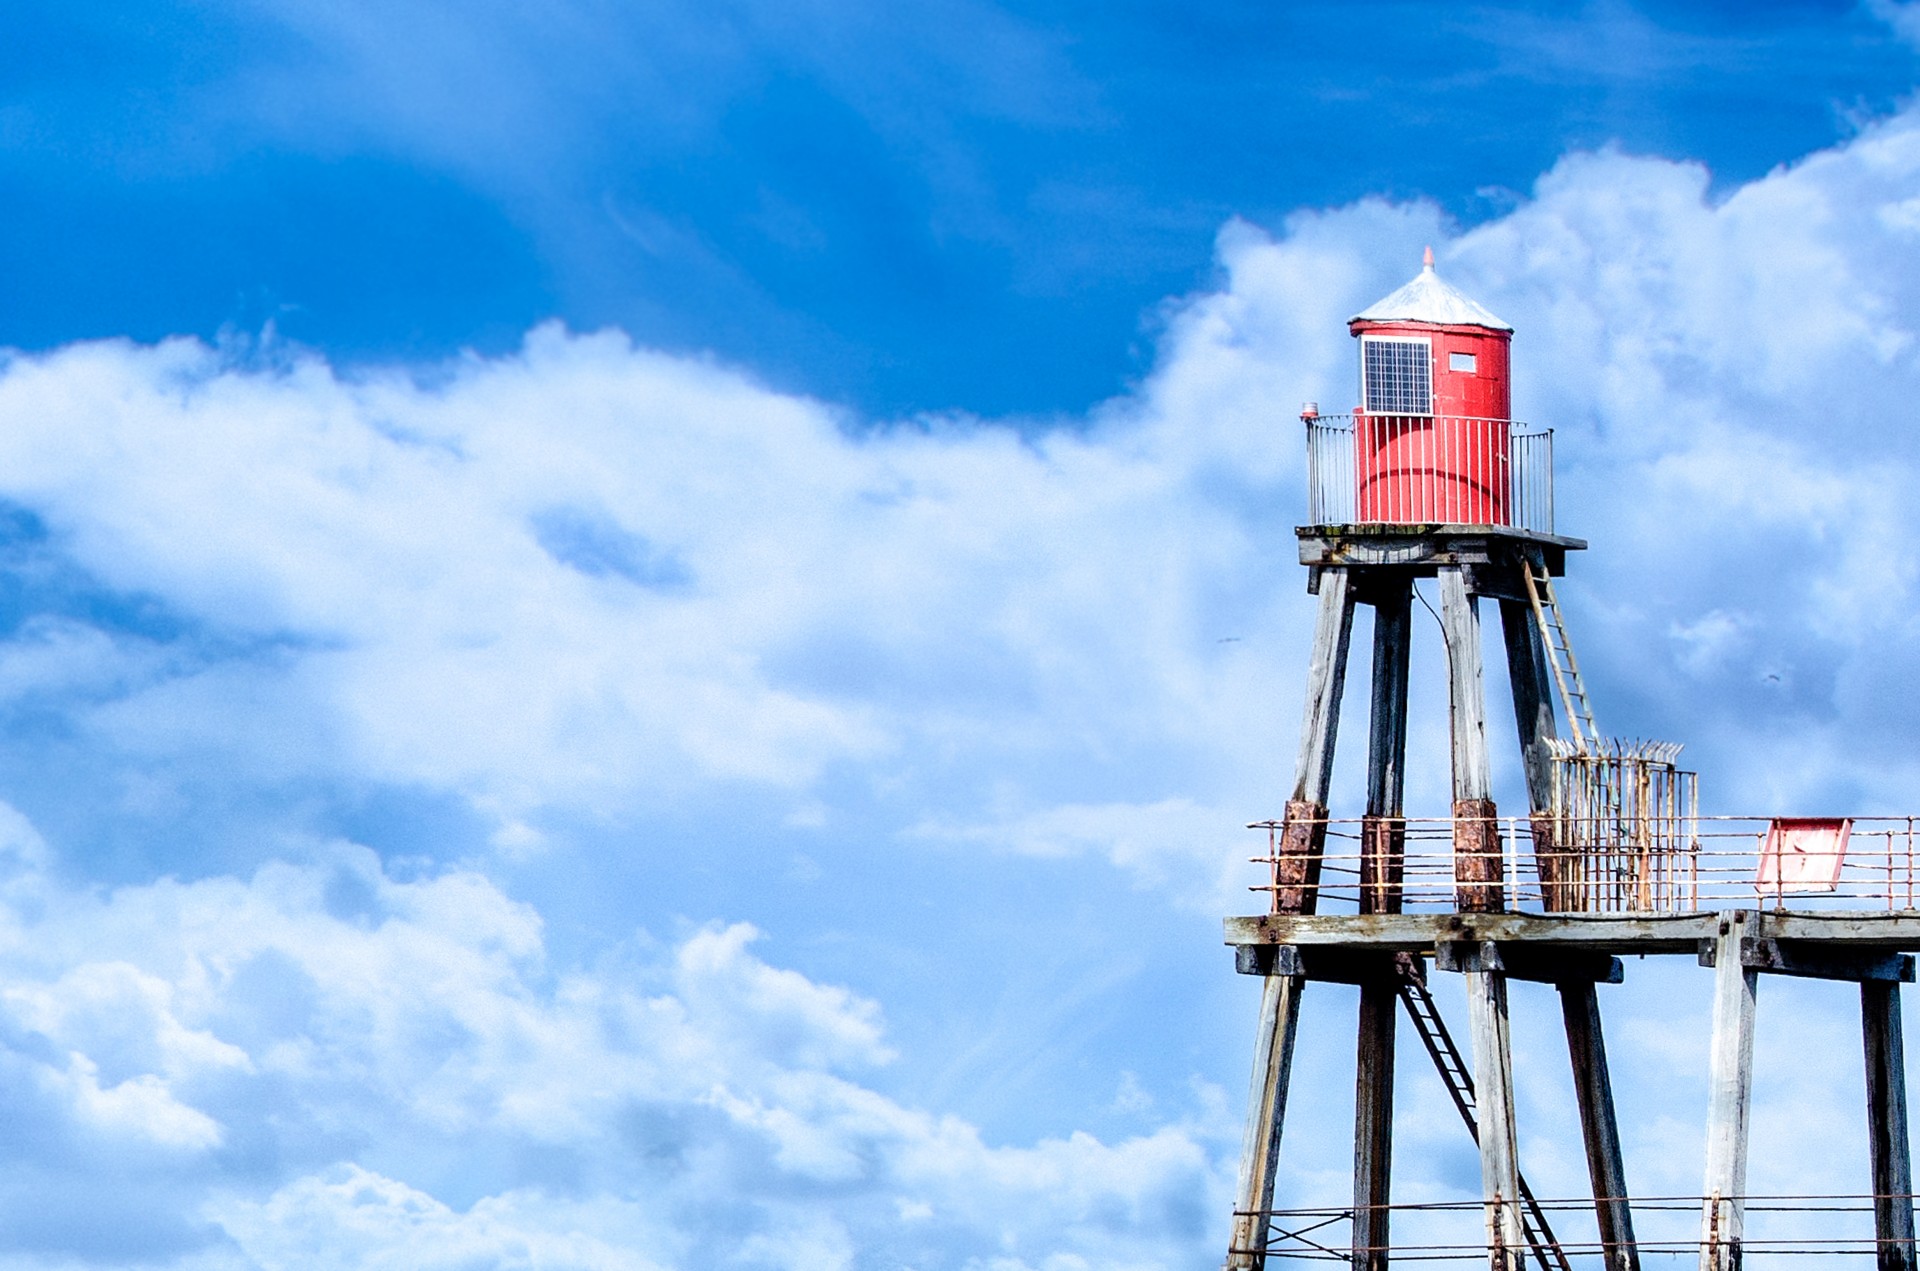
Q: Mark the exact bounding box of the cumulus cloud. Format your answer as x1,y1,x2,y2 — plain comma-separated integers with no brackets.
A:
213,1169,671,1271
0,828,1223,1268
1,75,1919,1271
0,309,1315,911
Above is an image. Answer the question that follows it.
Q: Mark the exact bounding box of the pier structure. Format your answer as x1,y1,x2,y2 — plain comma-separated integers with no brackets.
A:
1225,254,1918,1271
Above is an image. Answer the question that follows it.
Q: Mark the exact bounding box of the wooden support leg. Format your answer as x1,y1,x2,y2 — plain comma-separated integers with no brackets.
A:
1363,579,1411,916
1351,583,1413,1267
1352,579,1409,1267
1467,969,1527,1270
1863,982,1916,1271
1354,973,1396,1270
1701,911,1758,1271
1439,568,1502,913
1560,981,1640,1271
1229,571,1354,1267
1499,596,1557,814
1271,570,1356,915
1444,567,1521,1268
1229,972,1306,1270
1500,597,1565,909
1295,568,1356,807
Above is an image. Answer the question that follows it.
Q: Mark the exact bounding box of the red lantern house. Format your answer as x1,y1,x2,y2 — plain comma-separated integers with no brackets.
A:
1347,248,1514,525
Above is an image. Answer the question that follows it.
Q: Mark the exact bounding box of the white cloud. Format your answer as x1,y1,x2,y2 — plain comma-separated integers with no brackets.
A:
0,324,1297,852
5,66,1920,1271
213,1167,672,1271
909,797,1250,913
0,823,1221,1267
1872,0,1920,50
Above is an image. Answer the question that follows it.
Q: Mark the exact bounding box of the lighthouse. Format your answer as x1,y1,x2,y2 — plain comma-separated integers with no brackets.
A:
1349,246,1515,525
1224,251,1920,1271
1238,253,1589,1271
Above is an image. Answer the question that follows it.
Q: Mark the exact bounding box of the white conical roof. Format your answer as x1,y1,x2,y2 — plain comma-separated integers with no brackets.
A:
1351,251,1512,331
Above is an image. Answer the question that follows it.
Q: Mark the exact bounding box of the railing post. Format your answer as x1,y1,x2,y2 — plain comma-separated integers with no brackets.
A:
1542,430,1555,534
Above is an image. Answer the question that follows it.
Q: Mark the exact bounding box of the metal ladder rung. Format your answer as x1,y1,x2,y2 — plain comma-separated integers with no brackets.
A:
1396,968,1574,1271
1521,554,1599,754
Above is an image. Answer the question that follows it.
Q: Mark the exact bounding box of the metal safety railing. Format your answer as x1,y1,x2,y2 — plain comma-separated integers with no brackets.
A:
1303,413,1554,534
1249,816,1920,915
1239,1193,1907,1264
1510,425,1554,535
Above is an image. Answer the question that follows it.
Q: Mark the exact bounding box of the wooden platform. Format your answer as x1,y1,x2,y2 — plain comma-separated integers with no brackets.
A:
1297,523,1587,587
1226,907,1920,1271
1227,909,1920,955
1227,534,1919,1269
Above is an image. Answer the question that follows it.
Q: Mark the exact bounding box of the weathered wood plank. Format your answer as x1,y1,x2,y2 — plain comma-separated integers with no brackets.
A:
1717,937,1917,984
1436,940,1623,985
1440,567,1492,806
1862,982,1916,1271
1226,911,1721,952
1354,979,1396,1271
1453,800,1505,915
1271,801,1330,917
1228,972,1306,1270
1226,911,1920,951
1701,911,1759,1271
1520,585,1576,909
1464,562,1534,603
1364,579,1411,916
1296,525,1586,573
1359,815,1407,919
1560,981,1641,1271
1499,595,1557,815
1293,568,1355,806
1466,970,1527,1270
1235,562,1355,1269
1368,580,1412,818
1441,567,1504,914
1751,913,1920,949
1236,945,1401,984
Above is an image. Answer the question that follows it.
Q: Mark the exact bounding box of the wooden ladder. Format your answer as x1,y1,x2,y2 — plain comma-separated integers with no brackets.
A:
1397,964,1575,1271
1521,552,1599,755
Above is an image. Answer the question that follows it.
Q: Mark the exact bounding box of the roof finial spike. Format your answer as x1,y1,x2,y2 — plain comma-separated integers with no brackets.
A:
1422,245,1435,270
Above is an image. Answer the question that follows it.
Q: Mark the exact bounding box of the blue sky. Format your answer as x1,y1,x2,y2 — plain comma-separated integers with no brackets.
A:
5,2,1920,1268
4,2,1918,417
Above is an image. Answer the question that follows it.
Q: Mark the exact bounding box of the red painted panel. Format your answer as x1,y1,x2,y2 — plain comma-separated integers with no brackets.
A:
1431,328,1510,421
1350,319,1513,526
1355,413,1511,524
1756,818,1852,893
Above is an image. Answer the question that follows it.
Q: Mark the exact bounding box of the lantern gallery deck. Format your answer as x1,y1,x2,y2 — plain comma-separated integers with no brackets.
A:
1295,523,1584,573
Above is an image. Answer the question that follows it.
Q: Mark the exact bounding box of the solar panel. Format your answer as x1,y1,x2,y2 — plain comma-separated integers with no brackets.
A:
1362,337,1432,414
